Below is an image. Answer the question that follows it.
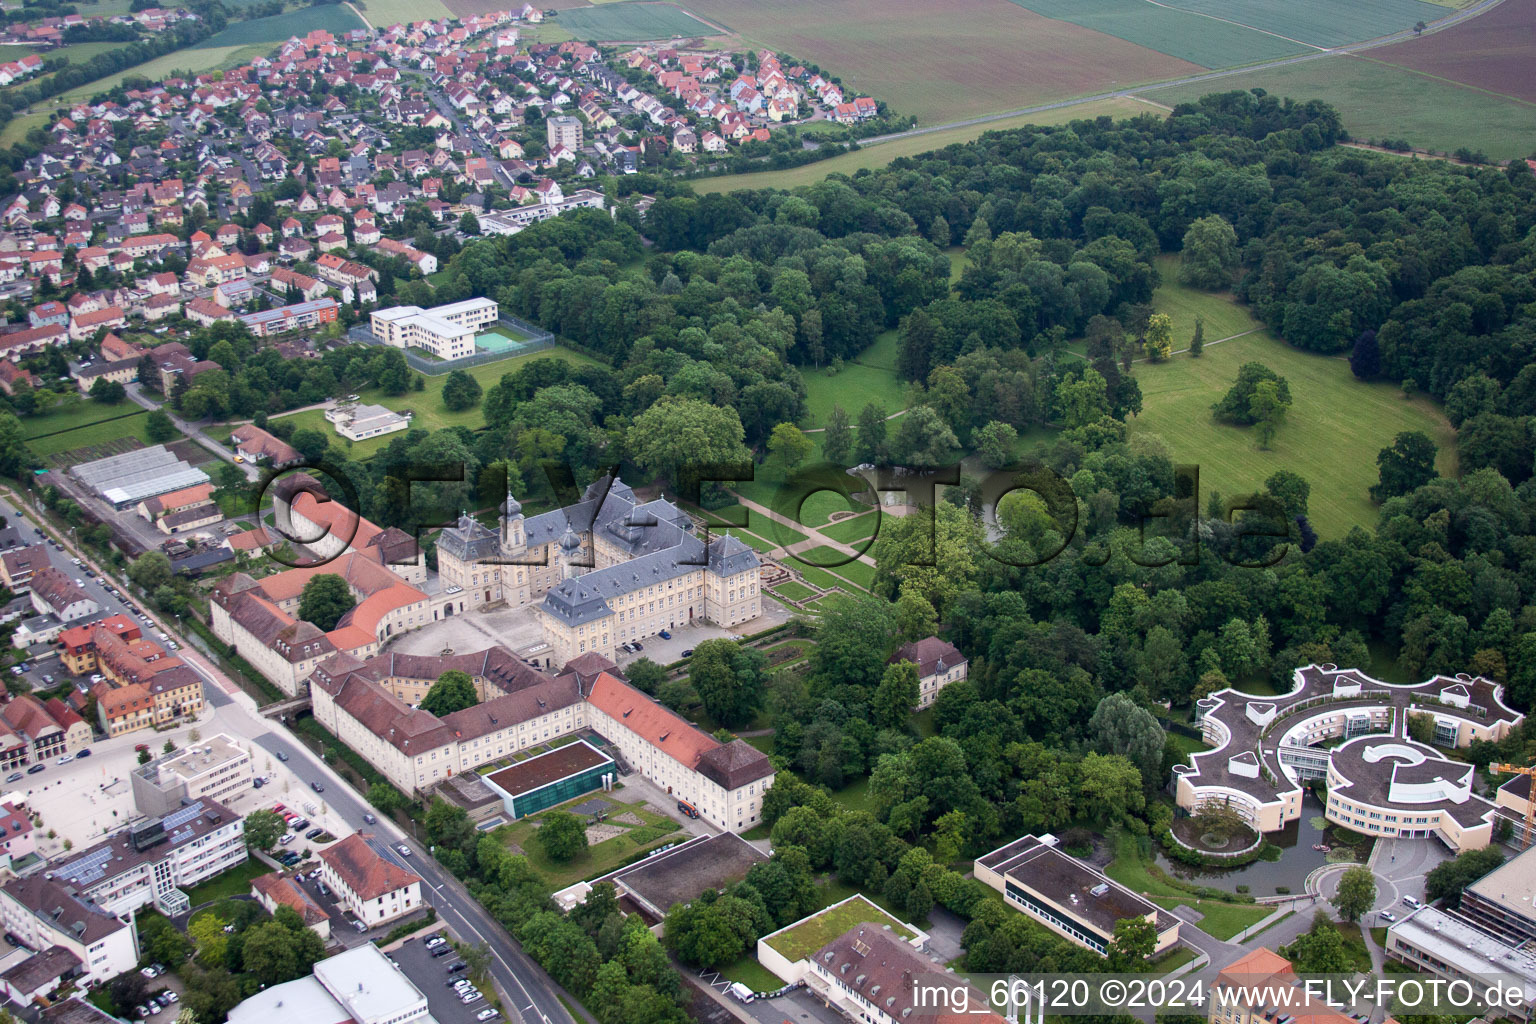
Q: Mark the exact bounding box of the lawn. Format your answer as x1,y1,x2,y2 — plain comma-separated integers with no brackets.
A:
1148,54,1536,162
675,0,1198,124
191,4,368,48
497,796,681,889
182,858,272,906
552,2,716,40
1149,896,1272,941
1165,731,1213,766
821,512,880,544
770,579,817,602
764,894,913,962
1129,319,1457,538
782,557,849,592
268,345,602,458
826,775,881,815
719,955,787,992
827,558,875,591
695,97,1166,193
28,412,152,458
1003,0,1309,68
0,45,34,60
799,360,905,430
20,398,140,440
1149,254,1265,346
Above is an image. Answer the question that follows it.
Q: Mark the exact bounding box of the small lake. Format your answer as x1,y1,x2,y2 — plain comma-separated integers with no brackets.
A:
1156,793,1358,895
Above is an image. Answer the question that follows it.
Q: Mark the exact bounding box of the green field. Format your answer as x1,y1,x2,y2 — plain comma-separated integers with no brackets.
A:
0,45,33,60
193,4,368,48
695,98,1166,194
770,579,816,602
552,2,716,40
269,345,602,458
827,558,875,591
765,895,913,962
28,413,152,458
1149,253,1266,345
50,44,272,104
1149,54,1536,161
20,399,139,441
1148,896,1272,941
498,795,681,889
1004,0,1307,68
1129,326,1457,538
820,513,879,544
353,0,453,28
181,858,272,906
1150,0,1451,48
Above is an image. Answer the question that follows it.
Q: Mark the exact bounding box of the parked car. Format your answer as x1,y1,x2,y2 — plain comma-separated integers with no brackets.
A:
275,750,289,761
160,991,178,1004
1380,910,1397,922
252,778,263,789
310,781,324,792
476,1009,499,1022
460,992,482,1005
362,813,376,825
76,749,91,759
279,834,295,846
1402,896,1422,909
139,966,159,979
3,773,20,783
446,962,468,974
25,764,44,775
135,743,149,753
396,844,411,856
56,754,73,766
431,946,453,959
425,936,446,948
289,817,309,831
657,630,671,639
681,649,694,658
304,827,323,842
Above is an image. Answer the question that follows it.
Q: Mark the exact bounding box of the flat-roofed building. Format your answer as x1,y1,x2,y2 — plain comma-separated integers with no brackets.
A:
1385,907,1536,1021
324,402,410,441
975,833,1181,956
369,297,497,359
482,738,615,819
131,733,254,817
1459,843,1536,945
228,943,429,1024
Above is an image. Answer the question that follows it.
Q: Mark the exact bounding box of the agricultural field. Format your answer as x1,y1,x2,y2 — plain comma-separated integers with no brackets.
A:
1128,328,1457,539
1368,0,1536,102
49,44,272,105
693,96,1166,193
1150,0,1450,48
191,4,369,49
1148,54,1536,161
675,0,1199,124
357,0,453,27
1003,0,1307,68
0,45,33,60
29,413,153,459
550,2,718,41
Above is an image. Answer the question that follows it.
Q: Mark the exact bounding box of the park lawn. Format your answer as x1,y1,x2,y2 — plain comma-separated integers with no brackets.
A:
498,797,681,889
858,328,903,372
28,412,151,458
0,107,51,147
1129,330,1457,538
20,398,140,440
946,247,967,285
182,858,272,906
769,579,816,602
827,775,881,815
269,345,602,457
1151,945,1199,974
783,557,848,592
820,512,879,544
1104,831,1194,900
693,98,1166,194
719,527,776,553
799,359,905,430
720,955,787,992
744,733,775,754
1148,54,1536,162
765,894,913,962
1151,254,1265,345
1149,896,1271,941
827,559,875,591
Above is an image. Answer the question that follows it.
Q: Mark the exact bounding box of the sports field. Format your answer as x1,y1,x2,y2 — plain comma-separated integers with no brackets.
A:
1003,0,1308,68
1129,329,1456,538
192,4,369,48
1149,54,1536,160
676,0,1199,124
694,96,1166,193
552,2,717,41
1368,0,1536,102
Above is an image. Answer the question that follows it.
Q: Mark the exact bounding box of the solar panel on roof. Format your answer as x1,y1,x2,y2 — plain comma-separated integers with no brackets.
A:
58,845,114,885
162,801,206,829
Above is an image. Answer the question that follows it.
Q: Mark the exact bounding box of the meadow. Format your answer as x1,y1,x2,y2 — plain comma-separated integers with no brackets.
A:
1128,325,1457,538
551,2,717,40
191,4,369,48
27,412,152,458
676,0,1198,124
1003,0,1308,68
1148,54,1536,160
267,346,602,458
1369,0,1536,103
693,97,1166,193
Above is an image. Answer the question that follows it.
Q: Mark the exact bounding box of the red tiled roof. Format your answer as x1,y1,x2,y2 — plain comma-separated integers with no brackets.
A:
320,833,420,901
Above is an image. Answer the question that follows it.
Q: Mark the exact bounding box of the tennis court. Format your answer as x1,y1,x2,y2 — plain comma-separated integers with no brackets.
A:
476,324,538,354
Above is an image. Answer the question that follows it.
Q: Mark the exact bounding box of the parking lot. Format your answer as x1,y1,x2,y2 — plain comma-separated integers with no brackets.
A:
388,930,503,1024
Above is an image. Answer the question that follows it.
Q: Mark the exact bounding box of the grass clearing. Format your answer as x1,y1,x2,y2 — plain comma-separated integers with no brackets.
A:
820,513,879,544
20,399,139,440
695,97,1167,193
799,360,906,430
719,955,787,992
770,579,817,602
0,45,34,60
1148,896,1272,941
1130,281,1456,538
182,858,272,906
1150,254,1265,344
269,345,602,458
765,894,913,962
1148,54,1536,162
552,2,716,40
497,796,681,889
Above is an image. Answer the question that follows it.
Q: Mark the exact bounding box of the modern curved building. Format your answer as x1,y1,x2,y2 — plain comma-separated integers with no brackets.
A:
1175,664,1525,853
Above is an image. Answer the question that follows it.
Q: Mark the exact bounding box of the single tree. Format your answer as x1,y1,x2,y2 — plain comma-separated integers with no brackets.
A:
535,810,588,863
1249,379,1290,448
624,657,667,695
973,420,1018,469
1190,315,1205,357
1349,328,1381,379
1087,694,1166,791
242,809,286,852
420,670,478,717
765,422,814,479
854,402,889,464
442,369,484,412
1179,214,1240,289
1370,431,1438,501
146,409,178,443
1332,864,1377,923
297,573,352,631
872,660,921,730
1143,312,1173,361
821,405,853,466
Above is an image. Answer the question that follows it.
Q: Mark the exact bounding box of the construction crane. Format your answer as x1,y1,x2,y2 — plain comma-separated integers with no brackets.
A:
1492,759,1536,849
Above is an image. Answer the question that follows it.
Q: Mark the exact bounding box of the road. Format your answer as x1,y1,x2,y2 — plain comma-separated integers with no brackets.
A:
124,384,261,482
1,491,582,1024
852,0,1510,150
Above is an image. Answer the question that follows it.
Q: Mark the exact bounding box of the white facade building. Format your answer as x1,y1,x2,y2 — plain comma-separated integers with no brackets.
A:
369,297,498,359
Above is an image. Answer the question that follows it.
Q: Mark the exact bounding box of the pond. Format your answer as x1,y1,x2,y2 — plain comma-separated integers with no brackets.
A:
1156,793,1368,895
